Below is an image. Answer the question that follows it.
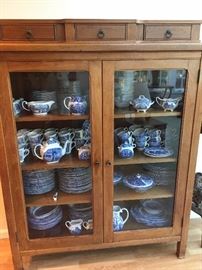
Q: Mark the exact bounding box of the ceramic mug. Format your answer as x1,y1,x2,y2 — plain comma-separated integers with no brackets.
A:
65,219,83,235
13,98,24,116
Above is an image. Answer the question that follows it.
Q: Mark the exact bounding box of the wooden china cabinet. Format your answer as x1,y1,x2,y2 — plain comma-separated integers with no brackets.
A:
0,19,201,270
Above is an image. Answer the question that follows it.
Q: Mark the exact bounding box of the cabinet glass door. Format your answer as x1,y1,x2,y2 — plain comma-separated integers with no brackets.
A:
103,60,199,242
2,61,102,250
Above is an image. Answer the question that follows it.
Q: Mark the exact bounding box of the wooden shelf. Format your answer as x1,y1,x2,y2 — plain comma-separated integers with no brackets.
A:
15,113,89,122
25,190,92,207
114,185,174,202
114,152,177,166
114,108,181,119
21,155,90,171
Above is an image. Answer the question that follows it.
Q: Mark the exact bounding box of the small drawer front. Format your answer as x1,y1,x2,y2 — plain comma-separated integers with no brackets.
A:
75,24,126,40
144,25,192,41
0,24,56,41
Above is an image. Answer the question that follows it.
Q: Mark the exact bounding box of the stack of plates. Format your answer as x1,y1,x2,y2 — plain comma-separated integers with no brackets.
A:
114,71,135,109
143,164,176,186
130,200,170,227
68,204,92,221
32,90,57,111
58,167,92,194
28,206,63,230
123,173,154,192
23,170,56,195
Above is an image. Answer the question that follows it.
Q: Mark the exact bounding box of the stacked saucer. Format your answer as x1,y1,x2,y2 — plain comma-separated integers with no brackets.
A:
32,90,57,111
130,200,170,227
23,169,56,195
58,167,92,194
143,164,176,186
68,203,92,222
28,206,63,230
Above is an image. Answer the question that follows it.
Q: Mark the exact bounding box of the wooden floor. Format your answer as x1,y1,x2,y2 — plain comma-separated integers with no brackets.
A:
1,219,201,270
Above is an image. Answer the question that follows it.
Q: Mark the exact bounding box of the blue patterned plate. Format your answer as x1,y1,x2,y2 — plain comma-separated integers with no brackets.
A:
143,147,173,158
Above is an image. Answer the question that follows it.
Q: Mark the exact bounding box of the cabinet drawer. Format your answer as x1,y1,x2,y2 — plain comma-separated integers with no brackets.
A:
75,24,126,40
0,24,64,41
144,25,192,41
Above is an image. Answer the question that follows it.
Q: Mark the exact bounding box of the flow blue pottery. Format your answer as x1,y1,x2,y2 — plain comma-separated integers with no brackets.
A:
143,147,173,158
117,130,133,144
113,205,129,231
64,96,87,115
22,100,55,115
13,98,24,116
130,95,154,112
123,173,154,192
156,97,181,112
28,206,63,230
78,144,91,160
18,146,30,163
118,142,136,159
34,138,69,163
65,219,83,235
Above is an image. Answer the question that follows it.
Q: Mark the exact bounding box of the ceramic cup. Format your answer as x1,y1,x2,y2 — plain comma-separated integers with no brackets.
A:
58,129,75,142
82,219,93,230
13,98,24,116
65,219,83,235
18,146,30,163
44,130,58,141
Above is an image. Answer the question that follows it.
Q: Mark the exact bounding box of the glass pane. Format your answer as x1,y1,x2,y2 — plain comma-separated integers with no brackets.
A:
10,72,93,239
113,69,186,232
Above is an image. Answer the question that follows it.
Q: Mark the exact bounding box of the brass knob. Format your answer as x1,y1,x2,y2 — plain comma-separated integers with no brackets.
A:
25,30,33,40
164,30,173,39
106,160,112,166
95,161,100,166
97,30,105,39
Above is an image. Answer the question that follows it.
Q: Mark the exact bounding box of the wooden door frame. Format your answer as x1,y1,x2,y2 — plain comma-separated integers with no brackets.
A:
103,59,200,243
0,60,103,251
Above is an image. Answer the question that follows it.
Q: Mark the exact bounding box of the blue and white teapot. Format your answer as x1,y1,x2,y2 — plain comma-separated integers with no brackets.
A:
34,138,69,164
130,95,154,112
118,141,136,159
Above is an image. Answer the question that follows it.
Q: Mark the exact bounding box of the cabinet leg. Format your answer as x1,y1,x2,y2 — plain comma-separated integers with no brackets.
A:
176,241,186,259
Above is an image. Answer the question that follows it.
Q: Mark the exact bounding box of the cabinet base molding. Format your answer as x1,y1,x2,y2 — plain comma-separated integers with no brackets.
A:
20,235,181,256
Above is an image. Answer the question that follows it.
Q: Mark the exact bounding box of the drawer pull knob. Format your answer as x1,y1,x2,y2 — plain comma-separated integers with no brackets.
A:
164,30,173,39
97,30,105,39
25,30,33,40
95,161,100,166
106,160,112,166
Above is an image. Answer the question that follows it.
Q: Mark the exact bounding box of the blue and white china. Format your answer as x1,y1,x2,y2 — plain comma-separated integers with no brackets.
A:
58,129,75,142
132,128,147,138
64,96,87,115
156,97,181,112
27,130,43,144
123,173,154,192
130,95,154,113
34,138,69,163
74,128,87,140
44,130,58,141
17,132,28,146
114,171,123,185
82,120,90,131
78,144,91,160
18,146,30,163
44,128,58,133
28,206,63,230
135,135,150,151
32,90,57,111
65,219,83,235
13,98,24,116
147,129,161,138
130,200,169,227
117,130,133,144
148,137,162,147
83,219,93,230
68,204,92,222
113,205,129,231
22,100,55,116
23,169,55,195
58,167,92,194
118,142,136,159
143,147,173,158
74,139,89,150
64,141,76,155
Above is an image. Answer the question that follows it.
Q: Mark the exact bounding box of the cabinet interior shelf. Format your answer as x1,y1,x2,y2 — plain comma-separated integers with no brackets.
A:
15,113,89,122
114,185,174,202
114,108,182,119
21,155,90,171
25,190,92,207
114,152,177,165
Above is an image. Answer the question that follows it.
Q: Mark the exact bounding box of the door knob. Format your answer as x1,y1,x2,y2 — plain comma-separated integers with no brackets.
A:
106,160,112,166
95,161,100,166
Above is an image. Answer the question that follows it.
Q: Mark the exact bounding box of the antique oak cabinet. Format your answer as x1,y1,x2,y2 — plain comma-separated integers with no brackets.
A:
0,19,202,270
